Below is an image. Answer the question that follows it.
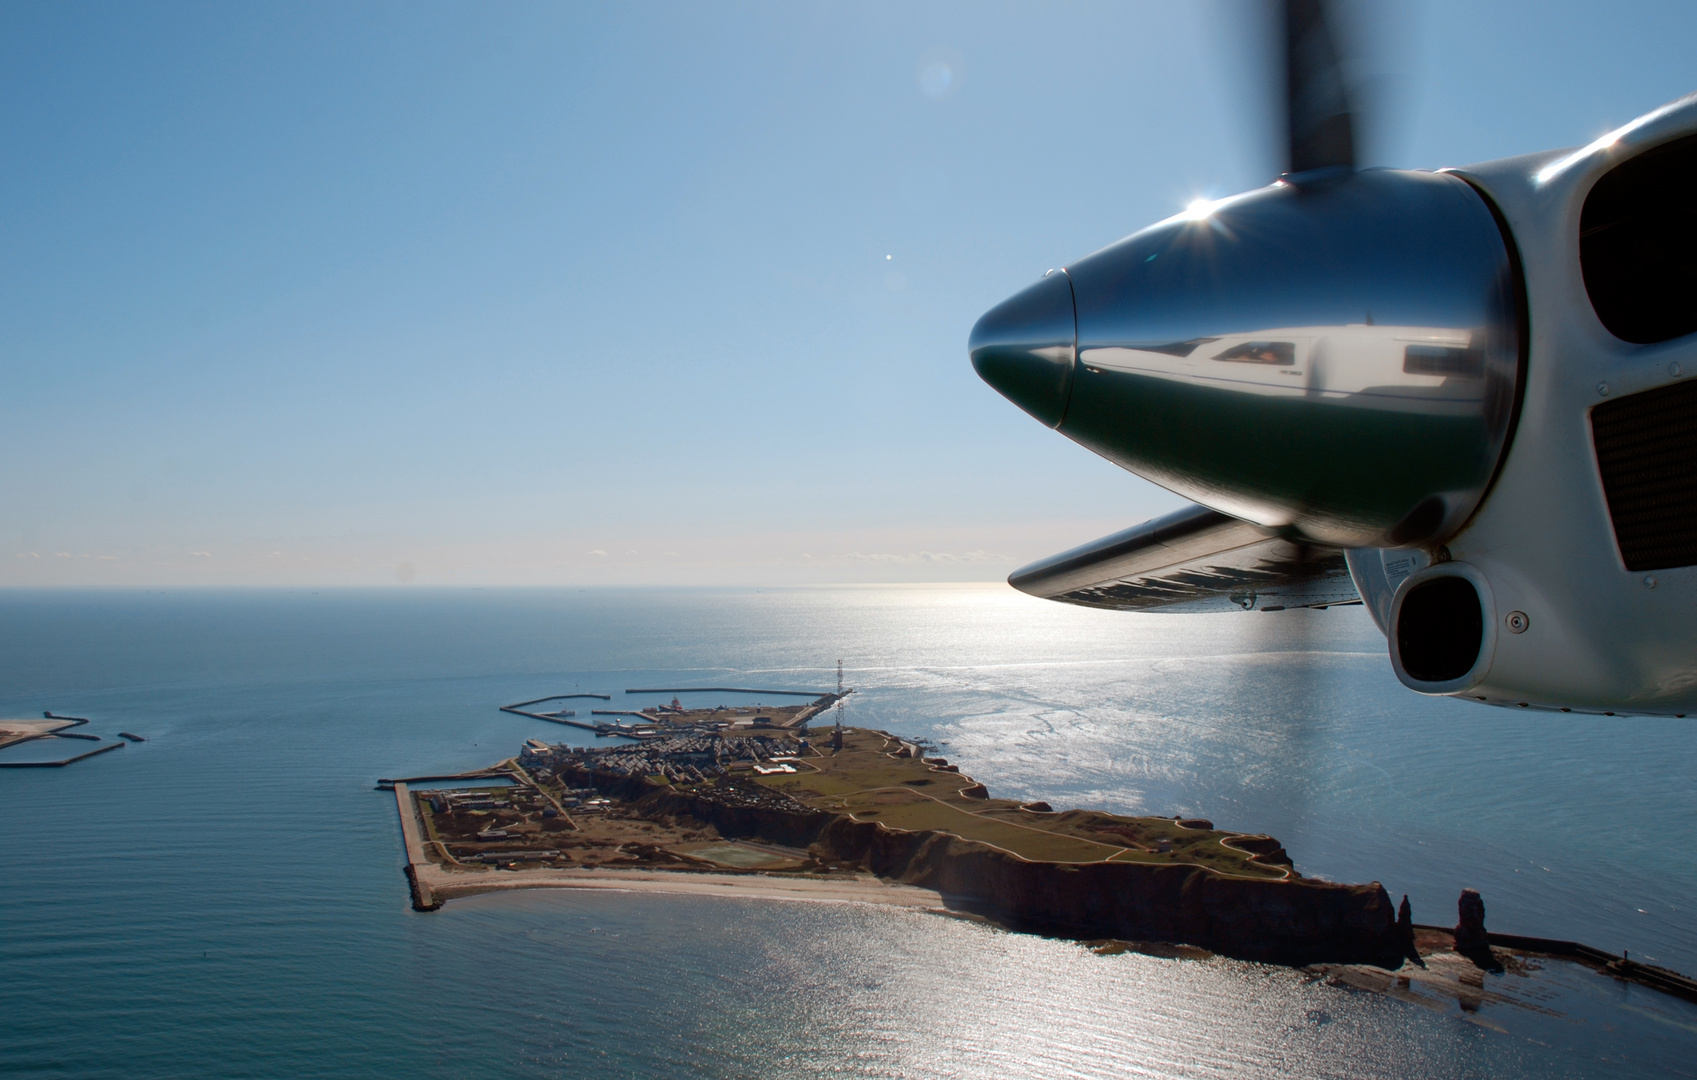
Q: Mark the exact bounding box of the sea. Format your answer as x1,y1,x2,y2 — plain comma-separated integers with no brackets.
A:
3,585,1696,1079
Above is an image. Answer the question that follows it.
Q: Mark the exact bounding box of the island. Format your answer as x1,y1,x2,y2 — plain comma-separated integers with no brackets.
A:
389,705,1407,969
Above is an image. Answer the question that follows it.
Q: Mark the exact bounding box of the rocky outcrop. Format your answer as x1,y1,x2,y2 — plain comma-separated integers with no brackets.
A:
1455,888,1487,950
1397,894,1424,967
1454,888,1501,970
812,816,1405,969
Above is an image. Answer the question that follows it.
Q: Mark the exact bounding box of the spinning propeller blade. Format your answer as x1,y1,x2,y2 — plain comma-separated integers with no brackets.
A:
1281,0,1358,174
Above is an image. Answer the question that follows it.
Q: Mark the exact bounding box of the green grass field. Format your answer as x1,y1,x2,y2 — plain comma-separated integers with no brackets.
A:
754,728,1288,878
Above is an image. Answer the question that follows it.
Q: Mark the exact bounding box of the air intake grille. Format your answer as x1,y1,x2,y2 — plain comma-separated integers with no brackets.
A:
1592,379,1697,571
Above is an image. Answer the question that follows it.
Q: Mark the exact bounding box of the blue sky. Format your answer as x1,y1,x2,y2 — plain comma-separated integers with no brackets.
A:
3,0,1693,586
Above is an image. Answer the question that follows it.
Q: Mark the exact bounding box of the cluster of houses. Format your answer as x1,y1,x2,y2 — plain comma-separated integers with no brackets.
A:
519,732,809,786
425,789,513,814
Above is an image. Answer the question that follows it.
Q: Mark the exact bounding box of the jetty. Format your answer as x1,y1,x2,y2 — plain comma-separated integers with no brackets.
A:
506,693,612,707
0,741,124,768
625,687,834,697
375,768,513,791
499,704,600,732
1412,924,1697,1004
497,690,652,736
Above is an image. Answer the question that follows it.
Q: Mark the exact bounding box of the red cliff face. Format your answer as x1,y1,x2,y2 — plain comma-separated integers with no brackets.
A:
813,817,1404,969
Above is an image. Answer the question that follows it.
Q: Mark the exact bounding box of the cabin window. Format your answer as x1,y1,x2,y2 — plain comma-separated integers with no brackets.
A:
1212,341,1295,366
1579,132,1697,344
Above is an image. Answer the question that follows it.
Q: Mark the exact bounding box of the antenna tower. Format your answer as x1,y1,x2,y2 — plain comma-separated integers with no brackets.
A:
831,659,845,750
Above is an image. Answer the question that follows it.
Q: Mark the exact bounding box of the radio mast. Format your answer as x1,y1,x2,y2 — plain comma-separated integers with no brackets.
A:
831,659,845,751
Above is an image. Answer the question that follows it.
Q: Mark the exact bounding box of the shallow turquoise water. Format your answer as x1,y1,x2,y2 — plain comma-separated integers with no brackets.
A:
3,586,1695,1078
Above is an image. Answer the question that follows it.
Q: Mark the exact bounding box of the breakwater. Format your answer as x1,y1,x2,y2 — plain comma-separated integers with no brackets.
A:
375,769,511,791
1412,923,1697,1003
506,693,612,707
498,706,602,732
624,687,833,697
0,741,124,768
392,783,441,911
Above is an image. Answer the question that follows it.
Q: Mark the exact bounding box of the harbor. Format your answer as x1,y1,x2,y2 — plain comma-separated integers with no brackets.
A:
498,687,848,740
0,712,132,767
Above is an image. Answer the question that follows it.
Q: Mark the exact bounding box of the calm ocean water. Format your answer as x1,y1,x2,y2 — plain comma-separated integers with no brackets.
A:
3,585,1696,1078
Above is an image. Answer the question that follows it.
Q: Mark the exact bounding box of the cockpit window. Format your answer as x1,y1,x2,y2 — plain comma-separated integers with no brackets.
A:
1403,344,1482,378
1579,132,1697,345
1213,341,1295,365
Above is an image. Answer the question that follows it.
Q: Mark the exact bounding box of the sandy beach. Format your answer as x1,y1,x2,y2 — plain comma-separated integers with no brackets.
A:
415,861,951,910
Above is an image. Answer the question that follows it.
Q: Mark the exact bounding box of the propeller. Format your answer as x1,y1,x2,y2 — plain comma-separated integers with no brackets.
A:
1280,0,1359,174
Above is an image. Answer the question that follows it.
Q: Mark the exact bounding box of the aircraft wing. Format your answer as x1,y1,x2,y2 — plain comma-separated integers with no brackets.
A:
1008,503,1360,613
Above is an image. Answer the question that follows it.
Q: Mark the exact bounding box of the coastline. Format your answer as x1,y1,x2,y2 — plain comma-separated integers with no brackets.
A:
395,779,948,913
390,765,1403,974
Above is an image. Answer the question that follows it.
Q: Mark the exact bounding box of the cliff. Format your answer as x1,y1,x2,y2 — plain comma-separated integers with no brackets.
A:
814,816,1403,968
562,765,1403,969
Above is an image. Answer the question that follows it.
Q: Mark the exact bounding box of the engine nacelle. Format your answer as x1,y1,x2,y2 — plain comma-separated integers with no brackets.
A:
972,168,1524,550
978,90,1697,715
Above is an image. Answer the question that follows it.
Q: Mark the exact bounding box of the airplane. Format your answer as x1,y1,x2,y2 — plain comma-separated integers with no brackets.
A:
969,0,1697,717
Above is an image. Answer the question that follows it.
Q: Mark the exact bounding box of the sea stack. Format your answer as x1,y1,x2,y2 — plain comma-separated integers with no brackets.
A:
1455,889,1487,950
1454,888,1500,970
1398,895,1425,967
